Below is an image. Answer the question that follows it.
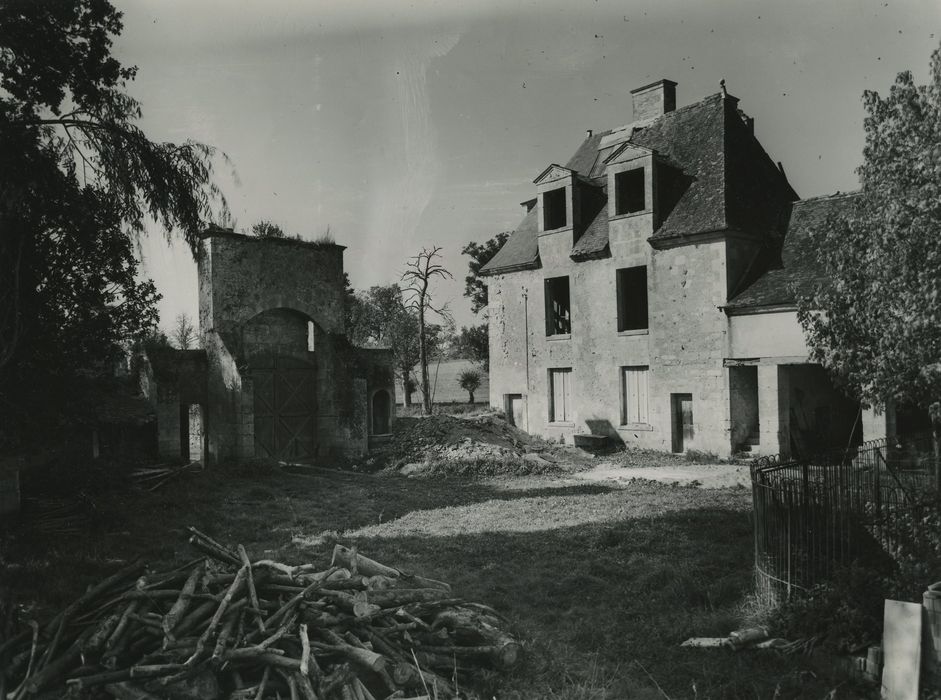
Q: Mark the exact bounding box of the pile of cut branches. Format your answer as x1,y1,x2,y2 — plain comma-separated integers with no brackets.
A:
0,528,520,699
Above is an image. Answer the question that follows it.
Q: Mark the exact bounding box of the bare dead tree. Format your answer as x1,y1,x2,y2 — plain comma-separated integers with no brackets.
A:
173,313,197,350
401,247,453,416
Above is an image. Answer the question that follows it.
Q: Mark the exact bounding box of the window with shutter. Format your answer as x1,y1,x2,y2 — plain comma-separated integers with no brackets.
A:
549,368,573,423
621,366,649,425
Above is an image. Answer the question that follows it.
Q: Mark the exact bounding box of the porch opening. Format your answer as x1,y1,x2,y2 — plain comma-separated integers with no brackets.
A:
729,366,759,454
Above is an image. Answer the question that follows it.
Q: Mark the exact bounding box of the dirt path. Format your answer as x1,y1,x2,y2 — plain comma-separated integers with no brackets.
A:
570,461,750,489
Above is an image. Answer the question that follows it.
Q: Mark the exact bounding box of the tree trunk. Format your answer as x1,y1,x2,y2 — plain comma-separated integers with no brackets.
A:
401,370,411,407
931,405,941,500
419,299,431,416
468,391,474,404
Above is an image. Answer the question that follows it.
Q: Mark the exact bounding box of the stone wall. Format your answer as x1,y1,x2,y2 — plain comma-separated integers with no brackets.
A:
198,232,346,339
489,218,738,454
195,230,394,462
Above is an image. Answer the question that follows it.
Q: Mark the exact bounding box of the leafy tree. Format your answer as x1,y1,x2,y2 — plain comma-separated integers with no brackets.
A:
173,313,197,350
451,324,489,367
251,220,285,238
0,0,227,449
462,232,509,314
347,284,434,407
402,247,453,415
796,42,941,462
458,369,482,404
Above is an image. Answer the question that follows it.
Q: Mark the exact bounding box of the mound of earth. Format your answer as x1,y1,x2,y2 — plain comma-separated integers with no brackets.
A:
360,411,580,477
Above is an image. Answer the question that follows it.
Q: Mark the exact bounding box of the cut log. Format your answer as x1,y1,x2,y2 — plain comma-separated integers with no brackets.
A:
105,681,164,700
360,589,450,609
162,561,204,642
433,608,521,669
330,546,450,593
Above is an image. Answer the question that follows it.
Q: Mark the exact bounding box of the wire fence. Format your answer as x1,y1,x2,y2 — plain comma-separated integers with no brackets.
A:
751,433,940,605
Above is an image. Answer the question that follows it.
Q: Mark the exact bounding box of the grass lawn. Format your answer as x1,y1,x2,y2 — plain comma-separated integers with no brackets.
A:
1,464,872,699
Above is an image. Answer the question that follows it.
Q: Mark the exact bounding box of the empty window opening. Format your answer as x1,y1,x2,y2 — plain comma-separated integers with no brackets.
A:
307,321,315,351
371,390,391,435
616,266,648,332
544,276,572,336
615,168,646,215
621,366,649,425
549,368,573,423
543,187,567,230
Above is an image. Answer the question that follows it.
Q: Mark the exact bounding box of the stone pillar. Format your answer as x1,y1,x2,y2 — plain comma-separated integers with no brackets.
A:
757,364,788,457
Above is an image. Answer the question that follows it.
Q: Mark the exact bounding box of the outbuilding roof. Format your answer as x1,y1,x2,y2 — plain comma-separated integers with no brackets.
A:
725,192,861,312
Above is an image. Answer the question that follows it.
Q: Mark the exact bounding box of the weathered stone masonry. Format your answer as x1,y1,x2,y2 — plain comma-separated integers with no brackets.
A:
142,228,395,464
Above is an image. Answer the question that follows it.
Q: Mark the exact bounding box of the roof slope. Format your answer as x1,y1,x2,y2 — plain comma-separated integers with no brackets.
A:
725,192,861,311
479,207,540,273
482,91,796,275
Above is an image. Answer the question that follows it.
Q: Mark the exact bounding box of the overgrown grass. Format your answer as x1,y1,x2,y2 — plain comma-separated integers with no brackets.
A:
1,466,872,698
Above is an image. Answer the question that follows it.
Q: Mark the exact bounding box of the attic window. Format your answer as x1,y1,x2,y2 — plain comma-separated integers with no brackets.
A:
615,168,646,215
543,187,567,230
616,266,648,332
544,276,571,336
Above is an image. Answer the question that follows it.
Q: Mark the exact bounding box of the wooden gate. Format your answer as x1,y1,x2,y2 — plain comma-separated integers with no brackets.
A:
252,355,316,460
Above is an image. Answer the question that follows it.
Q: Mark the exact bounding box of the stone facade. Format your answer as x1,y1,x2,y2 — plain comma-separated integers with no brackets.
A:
142,229,395,464
483,80,877,459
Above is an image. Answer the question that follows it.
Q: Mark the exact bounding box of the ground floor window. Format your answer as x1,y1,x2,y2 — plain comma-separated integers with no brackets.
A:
620,366,649,425
549,368,573,423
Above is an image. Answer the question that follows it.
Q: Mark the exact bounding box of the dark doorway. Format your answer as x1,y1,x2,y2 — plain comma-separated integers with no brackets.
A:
372,390,391,435
505,394,524,428
671,393,693,453
252,354,317,460
729,366,759,454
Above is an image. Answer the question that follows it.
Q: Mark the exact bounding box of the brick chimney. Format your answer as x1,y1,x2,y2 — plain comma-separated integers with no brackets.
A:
630,79,677,121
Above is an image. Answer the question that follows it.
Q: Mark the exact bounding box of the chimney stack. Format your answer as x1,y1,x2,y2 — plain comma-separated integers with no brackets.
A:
630,79,677,121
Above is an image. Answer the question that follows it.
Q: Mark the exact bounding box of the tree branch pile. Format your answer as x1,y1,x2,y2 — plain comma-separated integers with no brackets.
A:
0,530,520,699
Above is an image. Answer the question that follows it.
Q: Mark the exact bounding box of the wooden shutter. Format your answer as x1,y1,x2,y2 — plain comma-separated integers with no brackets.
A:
622,367,649,424
551,369,572,422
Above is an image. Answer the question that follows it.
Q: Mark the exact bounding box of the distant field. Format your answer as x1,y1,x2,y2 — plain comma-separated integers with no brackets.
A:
398,358,489,405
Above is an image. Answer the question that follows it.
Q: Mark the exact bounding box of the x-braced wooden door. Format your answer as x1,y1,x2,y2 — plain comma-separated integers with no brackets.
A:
252,355,317,460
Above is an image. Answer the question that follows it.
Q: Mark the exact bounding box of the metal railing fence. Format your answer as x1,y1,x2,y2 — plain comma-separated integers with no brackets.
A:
751,433,939,605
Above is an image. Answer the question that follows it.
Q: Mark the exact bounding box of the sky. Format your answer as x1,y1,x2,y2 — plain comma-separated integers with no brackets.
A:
113,0,941,334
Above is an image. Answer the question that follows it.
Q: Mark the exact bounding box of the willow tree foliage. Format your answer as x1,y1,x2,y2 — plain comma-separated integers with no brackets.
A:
797,43,941,434
0,0,227,447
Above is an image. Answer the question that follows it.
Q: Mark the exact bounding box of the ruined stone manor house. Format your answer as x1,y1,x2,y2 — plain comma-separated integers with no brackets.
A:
483,79,916,459
141,231,395,464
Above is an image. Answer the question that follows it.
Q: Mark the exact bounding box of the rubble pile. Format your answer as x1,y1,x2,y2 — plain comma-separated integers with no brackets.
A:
366,413,562,477
0,528,520,699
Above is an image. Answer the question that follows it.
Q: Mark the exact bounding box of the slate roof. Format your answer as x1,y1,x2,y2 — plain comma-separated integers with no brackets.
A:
481,91,798,275
725,192,861,311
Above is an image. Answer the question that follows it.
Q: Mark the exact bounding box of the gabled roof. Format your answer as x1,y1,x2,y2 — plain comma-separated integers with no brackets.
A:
481,91,797,276
533,164,574,184
725,192,861,312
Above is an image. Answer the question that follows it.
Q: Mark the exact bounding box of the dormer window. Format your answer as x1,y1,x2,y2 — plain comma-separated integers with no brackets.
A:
615,168,645,215
543,187,567,230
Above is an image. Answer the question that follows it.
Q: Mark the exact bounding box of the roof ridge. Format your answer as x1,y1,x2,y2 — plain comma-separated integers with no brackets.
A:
796,190,862,204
